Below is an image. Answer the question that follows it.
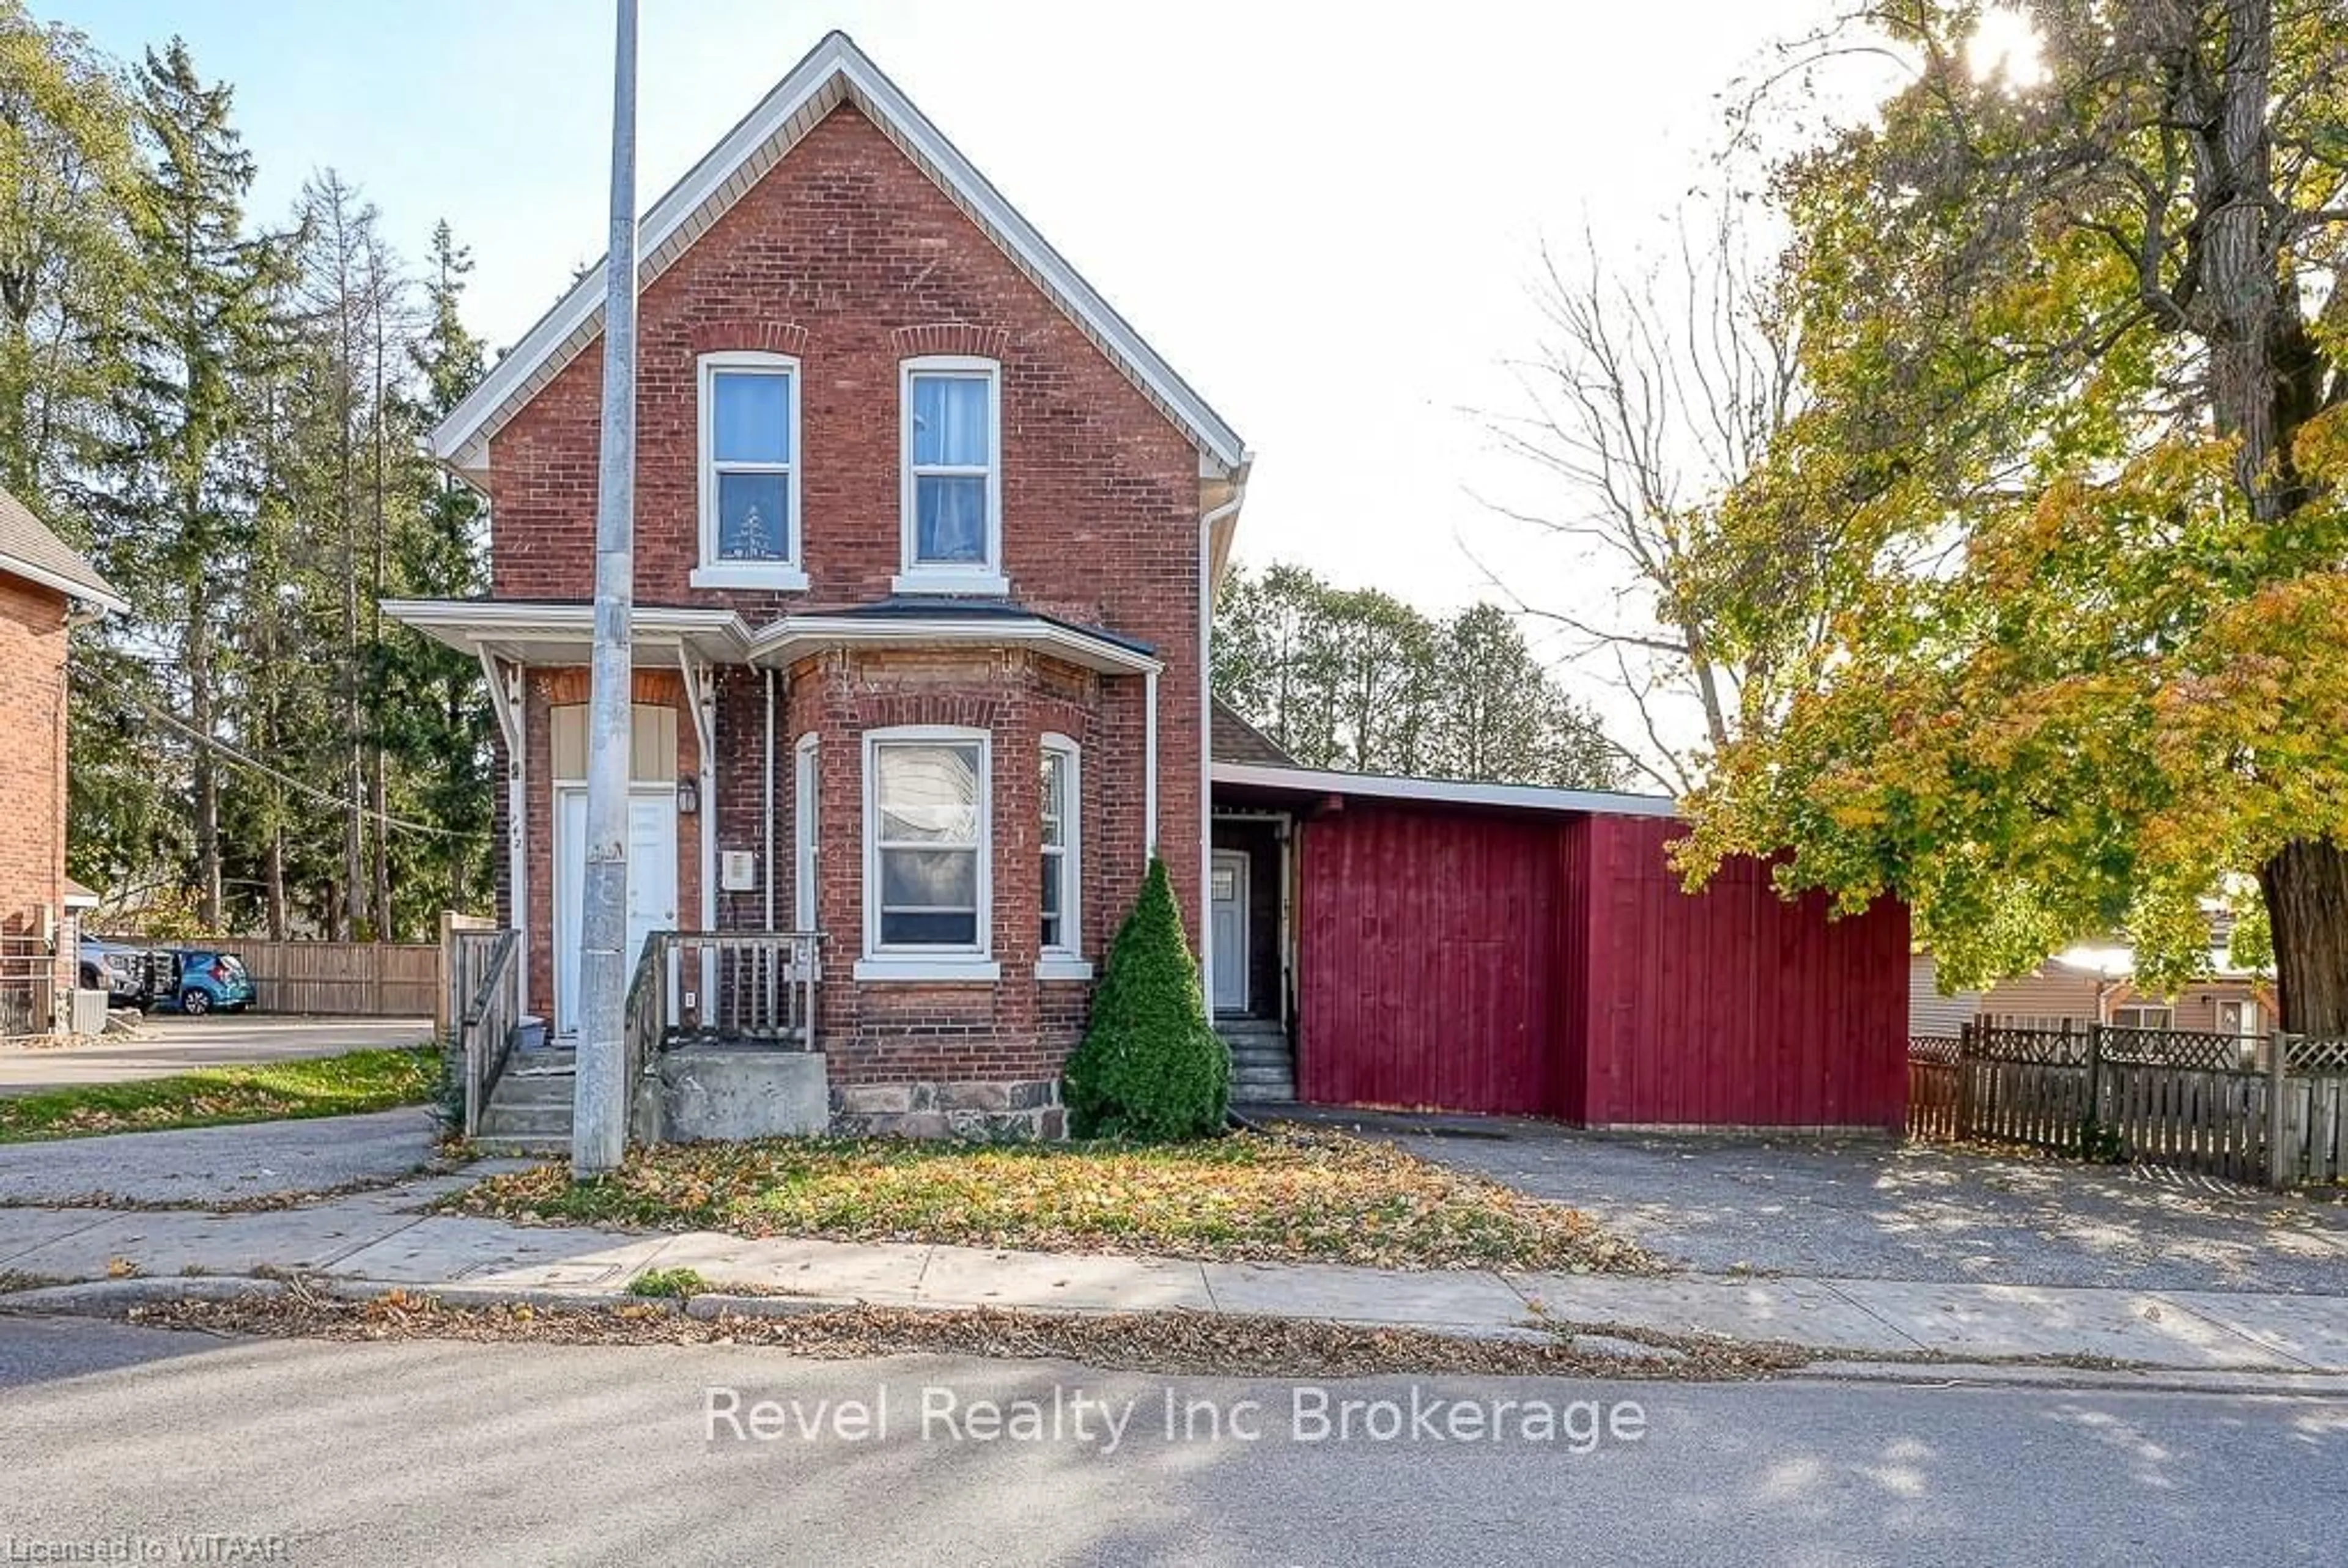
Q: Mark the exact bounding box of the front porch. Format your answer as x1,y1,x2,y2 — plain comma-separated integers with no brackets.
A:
407,594,1190,1147
454,926,835,1149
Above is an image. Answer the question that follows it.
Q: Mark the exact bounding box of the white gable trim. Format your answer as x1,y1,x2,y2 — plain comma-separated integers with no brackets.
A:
431,31,1246,480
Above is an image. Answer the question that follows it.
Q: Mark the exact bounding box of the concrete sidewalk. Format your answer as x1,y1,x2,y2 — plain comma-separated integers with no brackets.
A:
4,1177,2346,1381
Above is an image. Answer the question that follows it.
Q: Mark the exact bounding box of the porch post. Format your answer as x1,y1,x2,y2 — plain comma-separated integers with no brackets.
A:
681,651,719,1012
479,650,530,1021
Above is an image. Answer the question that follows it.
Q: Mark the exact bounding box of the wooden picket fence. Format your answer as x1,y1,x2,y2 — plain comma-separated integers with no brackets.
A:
1908,1018,2348,1188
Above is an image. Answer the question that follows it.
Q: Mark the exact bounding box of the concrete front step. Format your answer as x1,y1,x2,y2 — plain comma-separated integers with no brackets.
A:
478,1106,574,1138
470,1134,569,1157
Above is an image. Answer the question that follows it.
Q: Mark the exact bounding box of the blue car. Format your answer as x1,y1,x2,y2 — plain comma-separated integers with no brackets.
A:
167,949,256,1015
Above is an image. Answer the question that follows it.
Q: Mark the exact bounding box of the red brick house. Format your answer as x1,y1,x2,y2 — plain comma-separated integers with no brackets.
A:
391,33,1242,1137
0,488,125,1037
395,32,1909,1140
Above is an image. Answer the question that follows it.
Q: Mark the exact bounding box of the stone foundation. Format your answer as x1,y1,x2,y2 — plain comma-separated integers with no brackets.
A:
830,1079,1066,1141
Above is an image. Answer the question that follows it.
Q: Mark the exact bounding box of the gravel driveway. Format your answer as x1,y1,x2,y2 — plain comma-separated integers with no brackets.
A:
0,1109,441,1207
1275,1108,2348,1294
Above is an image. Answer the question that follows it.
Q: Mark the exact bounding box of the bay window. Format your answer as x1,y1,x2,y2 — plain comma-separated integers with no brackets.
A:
1038,734,1087,978
857,727,997,981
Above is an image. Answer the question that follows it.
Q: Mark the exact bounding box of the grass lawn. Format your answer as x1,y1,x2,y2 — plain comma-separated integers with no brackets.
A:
449,1130,1658,1273
0,1047,440,1143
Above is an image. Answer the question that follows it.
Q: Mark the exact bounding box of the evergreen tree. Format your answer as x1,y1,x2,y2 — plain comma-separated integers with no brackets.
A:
1063,858,1228,1141
377,219,492,929
91,39,281,931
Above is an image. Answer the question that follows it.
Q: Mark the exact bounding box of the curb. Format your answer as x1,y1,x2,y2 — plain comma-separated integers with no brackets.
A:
1,1276,291,1313
1793,1358,2348,1399
4,1274,2341,1397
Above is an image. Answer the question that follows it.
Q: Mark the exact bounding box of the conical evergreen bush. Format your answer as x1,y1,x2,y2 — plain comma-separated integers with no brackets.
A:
1063,856,1229,1140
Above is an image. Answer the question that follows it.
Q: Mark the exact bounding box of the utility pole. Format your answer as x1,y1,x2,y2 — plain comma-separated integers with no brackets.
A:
574,0,639,1177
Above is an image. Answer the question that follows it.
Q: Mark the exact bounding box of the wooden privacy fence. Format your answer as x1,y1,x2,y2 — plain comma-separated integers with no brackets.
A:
214,940,441,1018
1908,1018,2348,1188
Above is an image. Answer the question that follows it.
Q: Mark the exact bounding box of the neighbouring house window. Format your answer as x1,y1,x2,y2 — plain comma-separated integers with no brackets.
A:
865,730,989,954
1039,735,1080,954
2217,998,2261,1037
794,734,819,933
696,352,804,587
898,356,1002,590
2111,1003,2173,1031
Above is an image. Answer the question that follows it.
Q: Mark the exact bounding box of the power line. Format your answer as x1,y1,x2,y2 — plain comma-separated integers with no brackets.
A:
77,672,482,841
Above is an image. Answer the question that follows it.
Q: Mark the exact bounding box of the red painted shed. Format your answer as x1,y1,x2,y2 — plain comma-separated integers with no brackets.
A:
1209,762,1910,1131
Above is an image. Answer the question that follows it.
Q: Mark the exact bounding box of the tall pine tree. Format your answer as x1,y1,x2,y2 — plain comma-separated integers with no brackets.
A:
92,39,281,930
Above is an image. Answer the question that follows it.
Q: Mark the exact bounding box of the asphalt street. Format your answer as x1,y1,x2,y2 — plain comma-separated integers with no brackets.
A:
1,1313,2341,1566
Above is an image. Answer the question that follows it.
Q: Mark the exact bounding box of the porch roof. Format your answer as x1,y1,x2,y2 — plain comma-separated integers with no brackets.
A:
744,598,1161,675
380,598,751,667
383,597,1162,677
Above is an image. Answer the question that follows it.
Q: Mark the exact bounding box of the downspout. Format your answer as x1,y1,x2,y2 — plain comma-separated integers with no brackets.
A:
1143,667,1159,869
1197,483,1247,999
763,668,777,931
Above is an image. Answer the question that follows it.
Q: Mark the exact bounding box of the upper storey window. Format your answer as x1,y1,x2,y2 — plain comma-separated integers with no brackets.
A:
897,356,1005,594
695,351,807,590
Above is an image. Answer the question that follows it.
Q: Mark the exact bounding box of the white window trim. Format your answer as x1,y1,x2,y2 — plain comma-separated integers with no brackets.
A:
2111,1003,2174,1030
893,355,1006,595
855,724,998,982
1037,732,1090,981
793,733,819,933
693,350,808,591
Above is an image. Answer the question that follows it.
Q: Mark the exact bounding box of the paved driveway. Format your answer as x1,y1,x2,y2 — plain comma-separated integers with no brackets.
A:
0,1016,432,1097
0,1108,442,1207
1274,1108,2348,1294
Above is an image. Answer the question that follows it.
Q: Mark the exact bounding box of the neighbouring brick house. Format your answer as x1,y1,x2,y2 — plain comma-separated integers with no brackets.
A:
391,33,1246,1137
0,488,125,1037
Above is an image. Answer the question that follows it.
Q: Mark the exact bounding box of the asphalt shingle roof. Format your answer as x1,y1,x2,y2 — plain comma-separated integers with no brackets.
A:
0,488,122,611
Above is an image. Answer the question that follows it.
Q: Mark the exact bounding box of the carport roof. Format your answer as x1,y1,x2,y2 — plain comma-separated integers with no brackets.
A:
1209,760,1681,819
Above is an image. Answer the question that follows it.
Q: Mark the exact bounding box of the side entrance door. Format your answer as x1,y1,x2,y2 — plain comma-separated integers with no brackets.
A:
1209,850,1249,1014
554,787,679,1037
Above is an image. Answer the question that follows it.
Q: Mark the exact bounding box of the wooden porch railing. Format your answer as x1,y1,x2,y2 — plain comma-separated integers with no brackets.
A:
654,930,824,1049
451,929,521,1138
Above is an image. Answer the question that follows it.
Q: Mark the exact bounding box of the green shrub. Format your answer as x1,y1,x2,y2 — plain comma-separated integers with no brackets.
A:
1063,856,1229,1140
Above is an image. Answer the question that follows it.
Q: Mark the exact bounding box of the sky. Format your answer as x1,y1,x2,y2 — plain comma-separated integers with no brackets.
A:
55,0,1854,746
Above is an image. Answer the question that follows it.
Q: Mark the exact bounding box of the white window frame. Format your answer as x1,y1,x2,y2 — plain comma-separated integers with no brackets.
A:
692,350,808,591
894,355,1006,595
793,733,819,933
2111,1003,2174,1031
855,725,999,982
1037,732,1090,981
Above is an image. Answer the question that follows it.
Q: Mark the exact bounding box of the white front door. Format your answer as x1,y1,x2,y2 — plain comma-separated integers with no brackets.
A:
554,787,680,1036
1210,850,1248,1014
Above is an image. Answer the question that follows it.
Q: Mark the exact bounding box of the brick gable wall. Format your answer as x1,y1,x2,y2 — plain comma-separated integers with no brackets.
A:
484,101,1207,1127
